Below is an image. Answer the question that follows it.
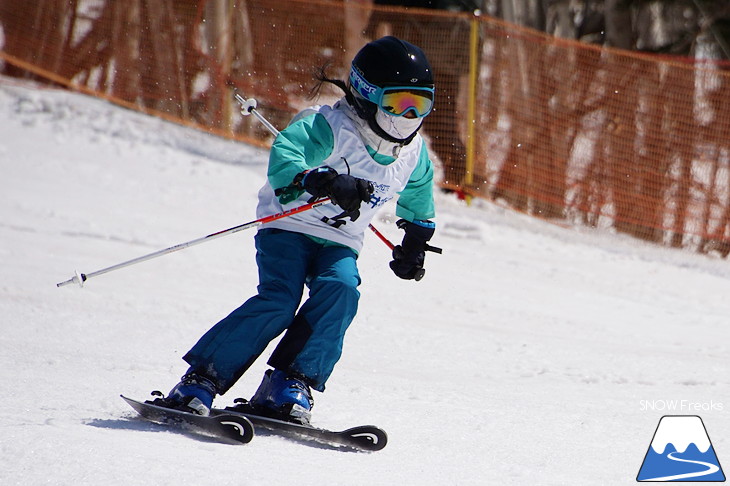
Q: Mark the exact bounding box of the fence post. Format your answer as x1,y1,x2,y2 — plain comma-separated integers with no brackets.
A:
464,11,480,203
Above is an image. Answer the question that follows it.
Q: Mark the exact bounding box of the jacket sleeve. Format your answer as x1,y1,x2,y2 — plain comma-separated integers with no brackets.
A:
395,142,436,222
268,111,334,203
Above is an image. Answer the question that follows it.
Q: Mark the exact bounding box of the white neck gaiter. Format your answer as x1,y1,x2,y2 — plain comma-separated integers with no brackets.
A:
374,110,423,142
337,100,406,158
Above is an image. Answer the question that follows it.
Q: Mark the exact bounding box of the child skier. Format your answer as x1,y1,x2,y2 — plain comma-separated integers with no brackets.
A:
157,36,438,424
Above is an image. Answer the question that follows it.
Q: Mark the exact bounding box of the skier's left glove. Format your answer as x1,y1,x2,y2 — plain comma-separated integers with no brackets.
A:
389,219,436,281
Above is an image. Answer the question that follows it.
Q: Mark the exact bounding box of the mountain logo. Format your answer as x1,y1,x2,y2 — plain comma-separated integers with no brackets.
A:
637,415,725,482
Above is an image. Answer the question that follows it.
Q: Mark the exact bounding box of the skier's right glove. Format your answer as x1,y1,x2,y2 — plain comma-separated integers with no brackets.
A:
389,219,436,281
301,166,373,213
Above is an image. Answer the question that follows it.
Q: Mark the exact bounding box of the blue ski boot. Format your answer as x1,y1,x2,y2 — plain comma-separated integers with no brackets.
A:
163,373,217,416
250,369,314,424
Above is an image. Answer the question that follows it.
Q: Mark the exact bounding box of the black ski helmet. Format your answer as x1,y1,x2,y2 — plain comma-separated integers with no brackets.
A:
348,36,434,143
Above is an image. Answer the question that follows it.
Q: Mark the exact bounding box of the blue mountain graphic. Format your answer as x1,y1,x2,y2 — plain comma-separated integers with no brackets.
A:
637,442,726,482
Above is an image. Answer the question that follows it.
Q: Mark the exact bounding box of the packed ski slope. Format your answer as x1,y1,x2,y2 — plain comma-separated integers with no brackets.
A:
1,78,729,485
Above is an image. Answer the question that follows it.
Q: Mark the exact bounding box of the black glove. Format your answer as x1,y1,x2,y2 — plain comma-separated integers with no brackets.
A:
389,219,435,281
302,166,373,213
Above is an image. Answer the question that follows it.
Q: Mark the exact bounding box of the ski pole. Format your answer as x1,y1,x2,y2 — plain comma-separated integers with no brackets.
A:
366,222,395,250
234,92,397,250
56,198,331,288
235,94,281,137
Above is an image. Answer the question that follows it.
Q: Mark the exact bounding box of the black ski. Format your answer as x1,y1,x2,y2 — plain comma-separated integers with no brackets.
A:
121,395,254,444
216,401,387,452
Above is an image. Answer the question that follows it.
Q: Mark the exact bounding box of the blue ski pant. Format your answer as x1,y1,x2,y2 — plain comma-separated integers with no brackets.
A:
183,228,360,393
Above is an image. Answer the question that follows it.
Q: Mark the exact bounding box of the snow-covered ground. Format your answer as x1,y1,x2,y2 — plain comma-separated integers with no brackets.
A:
1,77,728,485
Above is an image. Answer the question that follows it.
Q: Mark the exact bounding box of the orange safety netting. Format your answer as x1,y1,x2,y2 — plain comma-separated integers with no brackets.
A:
1,0,729,255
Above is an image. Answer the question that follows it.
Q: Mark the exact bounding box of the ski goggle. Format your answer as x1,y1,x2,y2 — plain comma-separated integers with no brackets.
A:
350,68,434,118
380,88,434,117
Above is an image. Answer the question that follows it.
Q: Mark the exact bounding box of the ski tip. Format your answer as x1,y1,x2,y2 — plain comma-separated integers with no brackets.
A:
343,426,388,452
216,414,255,444
121,395,254,444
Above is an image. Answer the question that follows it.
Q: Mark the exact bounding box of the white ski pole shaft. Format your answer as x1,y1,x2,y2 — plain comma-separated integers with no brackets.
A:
56,198,331,288
235,93,280,136
234,93,396,249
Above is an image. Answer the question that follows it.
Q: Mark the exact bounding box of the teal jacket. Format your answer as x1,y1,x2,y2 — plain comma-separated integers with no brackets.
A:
268,109,436,223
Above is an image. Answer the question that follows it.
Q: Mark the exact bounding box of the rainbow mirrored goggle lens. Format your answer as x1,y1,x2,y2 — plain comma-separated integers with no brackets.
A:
349,68,434,118
379,88,434,117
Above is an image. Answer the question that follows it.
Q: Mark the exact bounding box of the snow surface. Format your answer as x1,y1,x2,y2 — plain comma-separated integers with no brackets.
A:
1,77,729,485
